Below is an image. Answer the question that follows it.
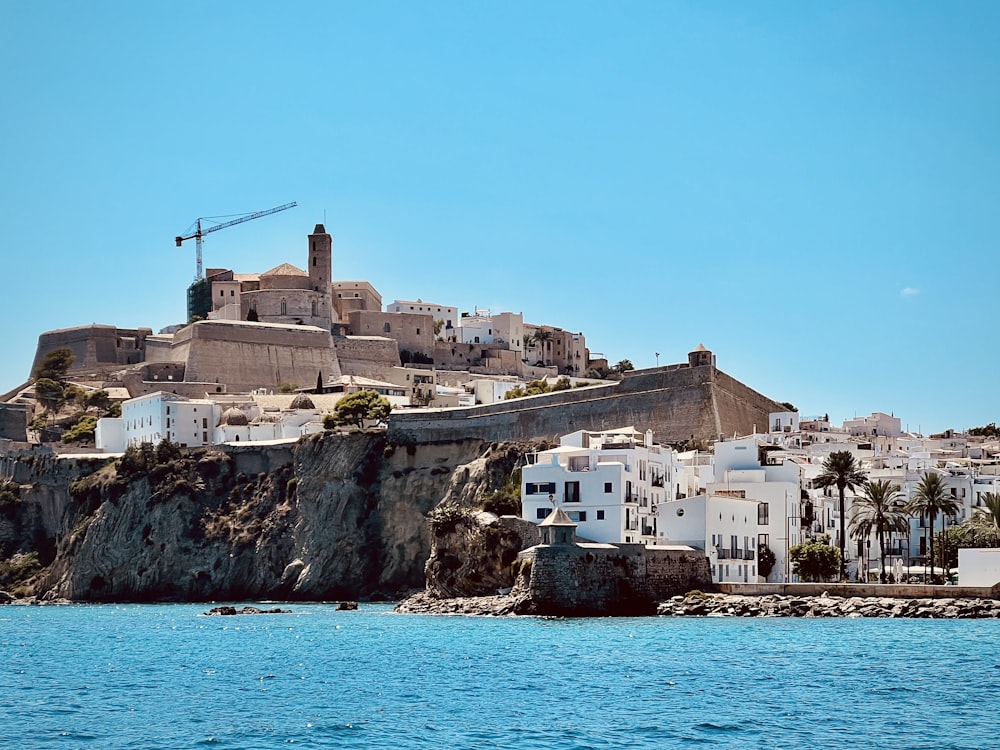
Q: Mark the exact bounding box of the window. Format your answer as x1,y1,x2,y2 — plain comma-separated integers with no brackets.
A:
567,511,587,522
596,510,605,520
526,482,556,495
604,482,613,493
416,328,420,335
536,508,551,520
564,481,580,503
202,418,208,429
758,504,769,524
384,322,391,333
280,299,287,315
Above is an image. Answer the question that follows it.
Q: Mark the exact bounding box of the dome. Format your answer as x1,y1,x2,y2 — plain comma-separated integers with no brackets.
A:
221,406,249,426
289,393,316,410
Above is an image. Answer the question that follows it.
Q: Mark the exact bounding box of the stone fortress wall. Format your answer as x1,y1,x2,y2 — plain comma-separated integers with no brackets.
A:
388,362,786,446
32,325,152,377
156,320,342,393
515,542,711,615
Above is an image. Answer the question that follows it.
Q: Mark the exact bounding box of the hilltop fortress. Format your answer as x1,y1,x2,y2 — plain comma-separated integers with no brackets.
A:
14,224,787,445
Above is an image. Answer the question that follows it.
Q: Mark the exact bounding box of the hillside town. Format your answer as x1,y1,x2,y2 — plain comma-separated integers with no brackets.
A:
1,223,998,595
521,416,1000,588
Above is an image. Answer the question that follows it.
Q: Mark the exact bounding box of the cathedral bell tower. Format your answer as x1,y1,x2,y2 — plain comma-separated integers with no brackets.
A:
308,223,335,327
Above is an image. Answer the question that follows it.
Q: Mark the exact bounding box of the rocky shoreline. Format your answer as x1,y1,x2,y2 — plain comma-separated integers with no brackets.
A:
396,590,1000,619
662,592,1000,618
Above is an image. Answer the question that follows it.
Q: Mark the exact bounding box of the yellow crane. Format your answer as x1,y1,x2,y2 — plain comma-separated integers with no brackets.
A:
175,201,297,280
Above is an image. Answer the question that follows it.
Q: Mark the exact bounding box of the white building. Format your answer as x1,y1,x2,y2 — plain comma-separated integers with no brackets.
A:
659,493,762,583
521,427,676,545
120,392,217,449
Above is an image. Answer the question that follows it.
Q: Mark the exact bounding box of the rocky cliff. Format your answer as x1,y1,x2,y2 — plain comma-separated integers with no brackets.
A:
0,433,540,602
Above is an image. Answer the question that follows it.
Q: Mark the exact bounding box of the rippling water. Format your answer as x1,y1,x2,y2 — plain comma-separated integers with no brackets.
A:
2,603,999,749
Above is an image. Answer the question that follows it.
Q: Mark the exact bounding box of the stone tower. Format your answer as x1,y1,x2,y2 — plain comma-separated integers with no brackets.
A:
308,223,332,295
688,343,715,368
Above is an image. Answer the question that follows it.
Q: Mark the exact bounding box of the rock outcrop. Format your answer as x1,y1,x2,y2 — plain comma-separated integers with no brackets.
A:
1,433,541,602
658,591,1000,618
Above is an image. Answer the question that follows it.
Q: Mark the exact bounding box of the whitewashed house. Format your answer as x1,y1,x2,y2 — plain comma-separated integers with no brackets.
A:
521,427,676,545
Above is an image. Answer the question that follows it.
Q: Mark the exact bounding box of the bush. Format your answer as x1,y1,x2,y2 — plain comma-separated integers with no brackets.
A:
62,415,98,444
331,390,392,428
789,534,840,582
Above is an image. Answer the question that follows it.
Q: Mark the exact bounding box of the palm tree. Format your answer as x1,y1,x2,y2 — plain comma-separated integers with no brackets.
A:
814,450,867,580
849,480,909,583
962,491,1000,547
531,329,554,365
906,471,961,581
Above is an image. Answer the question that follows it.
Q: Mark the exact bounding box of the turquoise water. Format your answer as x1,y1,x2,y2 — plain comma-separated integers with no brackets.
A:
2,604,998,749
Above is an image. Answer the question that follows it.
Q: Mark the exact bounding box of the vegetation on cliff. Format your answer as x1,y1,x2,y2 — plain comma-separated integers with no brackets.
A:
1,433,539,603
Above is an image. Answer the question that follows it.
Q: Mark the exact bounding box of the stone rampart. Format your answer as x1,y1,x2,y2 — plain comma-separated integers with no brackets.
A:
515,543,711,615
388,364,785,445
173,320,341,393
32,325,151,376
0,404,29,442
334,336,400,380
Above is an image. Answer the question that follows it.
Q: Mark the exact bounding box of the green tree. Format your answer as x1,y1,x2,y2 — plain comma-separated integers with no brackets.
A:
62,415,98,444
757,543,776,579
34,378,66,414
789,534,841,582
612,359,634,375
331,390,392,428
961,491,1000,547
34,348,74,381
969,423,1000,438
906,471,961,581
814,450,867,580
849,480,909,583
531,329,554,364
433,319,445,339
85,389,112,416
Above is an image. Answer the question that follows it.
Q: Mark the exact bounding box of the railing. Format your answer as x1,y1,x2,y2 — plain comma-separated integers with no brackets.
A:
717,549,755,561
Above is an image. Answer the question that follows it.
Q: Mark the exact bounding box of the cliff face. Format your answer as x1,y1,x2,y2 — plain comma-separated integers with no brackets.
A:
1,433,534,602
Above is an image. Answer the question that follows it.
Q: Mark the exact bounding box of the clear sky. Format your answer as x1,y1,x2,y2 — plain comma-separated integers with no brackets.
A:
2,1,997,434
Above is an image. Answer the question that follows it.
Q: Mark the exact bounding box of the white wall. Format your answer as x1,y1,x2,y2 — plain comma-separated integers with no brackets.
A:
959,548,1000,587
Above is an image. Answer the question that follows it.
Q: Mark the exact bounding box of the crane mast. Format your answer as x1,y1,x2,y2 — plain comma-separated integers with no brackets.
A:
175,201,297,280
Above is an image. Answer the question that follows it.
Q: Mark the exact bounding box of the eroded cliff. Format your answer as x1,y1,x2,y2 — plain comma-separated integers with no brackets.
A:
0,433,540,602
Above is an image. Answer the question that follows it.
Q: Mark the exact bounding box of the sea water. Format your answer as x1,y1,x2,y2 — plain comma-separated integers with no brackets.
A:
1,603,998,749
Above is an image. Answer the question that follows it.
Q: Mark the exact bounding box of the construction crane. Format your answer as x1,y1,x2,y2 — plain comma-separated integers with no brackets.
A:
175,201,297,280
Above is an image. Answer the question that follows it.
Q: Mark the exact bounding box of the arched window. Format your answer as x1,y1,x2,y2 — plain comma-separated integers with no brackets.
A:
383,322,391,333
280,299,287,316
311,299,318,316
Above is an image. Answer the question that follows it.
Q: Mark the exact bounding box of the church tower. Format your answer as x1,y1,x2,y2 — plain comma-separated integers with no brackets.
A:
308,224,332,293
308,223,335,326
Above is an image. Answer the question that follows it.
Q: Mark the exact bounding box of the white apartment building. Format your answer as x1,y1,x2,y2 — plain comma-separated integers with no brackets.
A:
521,427,676,545
117,392,217,449
659,493,762,583
706,435,804,582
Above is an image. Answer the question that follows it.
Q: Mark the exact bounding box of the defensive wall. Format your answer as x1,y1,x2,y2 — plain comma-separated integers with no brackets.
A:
515,542,711,615
0,404,29,442
32,325,151,377
387,364,786,445
154,320,342,393
333,336,400,380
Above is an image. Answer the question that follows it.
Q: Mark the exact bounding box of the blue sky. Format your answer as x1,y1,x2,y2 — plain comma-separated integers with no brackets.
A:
2,1,997,434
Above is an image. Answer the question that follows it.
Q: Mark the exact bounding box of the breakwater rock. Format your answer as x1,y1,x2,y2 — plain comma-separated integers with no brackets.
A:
395,590,526,616
658,592,1000,618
